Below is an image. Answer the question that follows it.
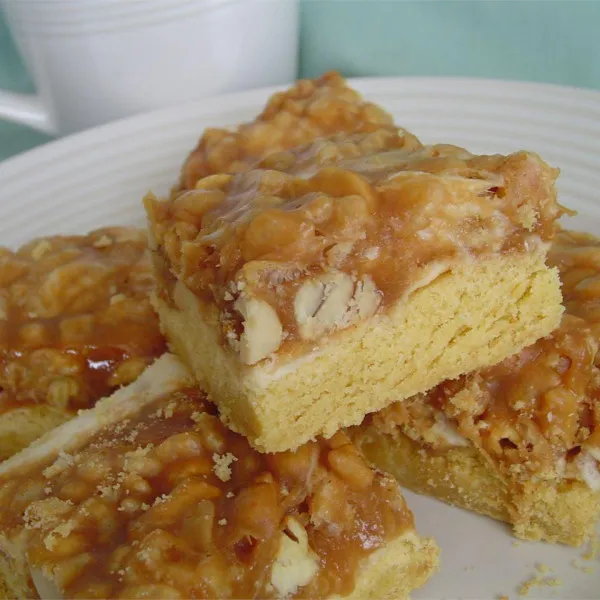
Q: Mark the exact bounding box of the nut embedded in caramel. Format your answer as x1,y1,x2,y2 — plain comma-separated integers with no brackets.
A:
233,296,283,364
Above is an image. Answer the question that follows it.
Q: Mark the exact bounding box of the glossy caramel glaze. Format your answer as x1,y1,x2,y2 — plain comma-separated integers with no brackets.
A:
0,389,412,598
178,71,421,190
0,228,165,415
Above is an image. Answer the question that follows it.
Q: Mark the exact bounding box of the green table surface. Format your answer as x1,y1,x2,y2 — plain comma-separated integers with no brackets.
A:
2,0,600,163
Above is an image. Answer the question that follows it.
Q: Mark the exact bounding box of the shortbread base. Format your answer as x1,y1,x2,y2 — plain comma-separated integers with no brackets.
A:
154,249,563,453
352,425,600,546
0,406,73,462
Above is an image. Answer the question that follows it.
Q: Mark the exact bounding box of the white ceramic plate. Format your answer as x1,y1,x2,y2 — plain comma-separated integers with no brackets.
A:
1,77,600,599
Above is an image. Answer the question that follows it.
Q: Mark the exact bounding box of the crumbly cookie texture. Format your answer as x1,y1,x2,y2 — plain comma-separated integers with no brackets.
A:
0,227,165,459
352,230,600,546
147,131,564,452
178,71,421,189
0,354,438,599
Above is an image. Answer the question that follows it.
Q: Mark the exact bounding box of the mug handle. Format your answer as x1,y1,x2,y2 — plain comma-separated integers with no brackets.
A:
0,89,55,134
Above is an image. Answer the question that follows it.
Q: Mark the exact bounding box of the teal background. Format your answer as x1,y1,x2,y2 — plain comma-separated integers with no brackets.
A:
0,12,52,161
1,0,600,162
299,0,600,86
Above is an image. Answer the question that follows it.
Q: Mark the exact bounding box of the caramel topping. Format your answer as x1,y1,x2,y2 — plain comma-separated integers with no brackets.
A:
0,390,412,599
178,71,420,190
148,139,563,365
0,228,166,419
371,229,600,483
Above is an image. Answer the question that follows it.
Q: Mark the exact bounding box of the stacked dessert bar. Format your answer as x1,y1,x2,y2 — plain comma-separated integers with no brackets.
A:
0,73,597,598
352,229,600,546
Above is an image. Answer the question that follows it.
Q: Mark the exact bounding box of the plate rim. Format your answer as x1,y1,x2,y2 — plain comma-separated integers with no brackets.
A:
0,74,600,597
3,74,600,180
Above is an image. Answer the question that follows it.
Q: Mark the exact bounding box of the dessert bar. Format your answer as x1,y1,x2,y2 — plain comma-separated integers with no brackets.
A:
352,230,600,546
0,227,165,459
0,354,438,599
148,138,564,452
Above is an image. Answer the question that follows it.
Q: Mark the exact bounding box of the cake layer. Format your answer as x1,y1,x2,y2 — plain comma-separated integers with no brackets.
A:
178,71,422,190
0,354,439,599
351,229,600,546
0,227,165,459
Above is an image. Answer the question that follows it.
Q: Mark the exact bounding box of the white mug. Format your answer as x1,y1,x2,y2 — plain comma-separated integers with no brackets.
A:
0,0,298,136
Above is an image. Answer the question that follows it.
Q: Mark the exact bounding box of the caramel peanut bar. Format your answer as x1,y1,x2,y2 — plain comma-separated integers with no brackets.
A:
0,354,438,599
147,134,564,452
178,71,422,190
0,227,165,459
352,230,600,546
